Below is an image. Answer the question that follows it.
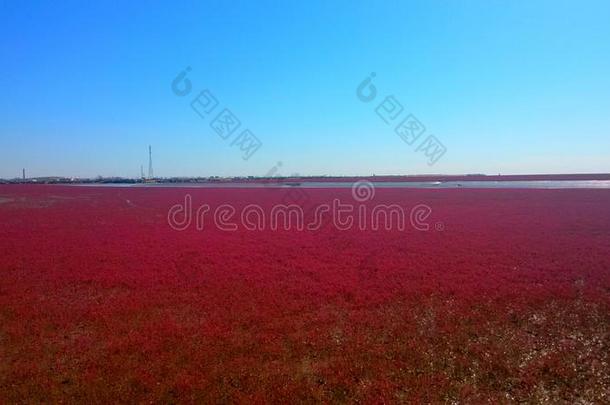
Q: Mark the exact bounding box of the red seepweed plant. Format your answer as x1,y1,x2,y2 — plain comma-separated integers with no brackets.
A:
0,185,608,402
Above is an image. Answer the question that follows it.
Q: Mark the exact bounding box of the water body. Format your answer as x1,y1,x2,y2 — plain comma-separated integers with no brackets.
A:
74,180,610,189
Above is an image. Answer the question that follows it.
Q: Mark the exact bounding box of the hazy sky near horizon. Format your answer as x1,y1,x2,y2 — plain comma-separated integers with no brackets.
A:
1,0,609,178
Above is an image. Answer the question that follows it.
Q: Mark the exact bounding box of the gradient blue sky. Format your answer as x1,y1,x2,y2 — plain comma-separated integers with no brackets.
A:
1,0,609,178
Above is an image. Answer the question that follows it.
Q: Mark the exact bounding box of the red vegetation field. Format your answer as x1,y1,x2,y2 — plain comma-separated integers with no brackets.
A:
1,185,609,402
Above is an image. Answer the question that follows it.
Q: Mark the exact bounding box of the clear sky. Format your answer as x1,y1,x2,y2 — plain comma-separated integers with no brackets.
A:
1,0,609,178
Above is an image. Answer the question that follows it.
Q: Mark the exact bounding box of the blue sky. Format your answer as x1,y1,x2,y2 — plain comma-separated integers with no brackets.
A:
1,0,609,178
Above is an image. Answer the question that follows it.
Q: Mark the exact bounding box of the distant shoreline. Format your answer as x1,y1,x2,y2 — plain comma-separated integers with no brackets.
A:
3,173,610,185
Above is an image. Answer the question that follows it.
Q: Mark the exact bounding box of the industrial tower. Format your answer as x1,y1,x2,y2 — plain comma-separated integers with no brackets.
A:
148,145,153,179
